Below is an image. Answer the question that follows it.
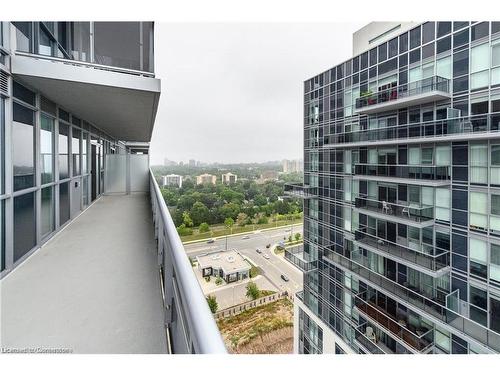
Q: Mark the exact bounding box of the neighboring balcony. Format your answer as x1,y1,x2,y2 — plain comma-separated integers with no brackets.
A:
354,76,450,115
354,227,450,275
0,170,226,354
354,322,396,354
284,245,318,272
354,291,434,353
354,164,450,185
323,250,500,353
284,183,318,199
354,196,433,224
335,113,500,146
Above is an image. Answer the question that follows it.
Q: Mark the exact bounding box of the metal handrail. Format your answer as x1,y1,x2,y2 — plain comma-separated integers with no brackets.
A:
149,169,227,354
354,163,450,181
14,51,155,78
354,196,434,223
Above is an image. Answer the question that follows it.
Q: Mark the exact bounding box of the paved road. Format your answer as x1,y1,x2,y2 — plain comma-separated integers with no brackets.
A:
184,225,304,296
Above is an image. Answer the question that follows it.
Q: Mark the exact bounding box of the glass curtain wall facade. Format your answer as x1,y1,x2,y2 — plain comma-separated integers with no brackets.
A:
0,21,130,276
298,21,500,354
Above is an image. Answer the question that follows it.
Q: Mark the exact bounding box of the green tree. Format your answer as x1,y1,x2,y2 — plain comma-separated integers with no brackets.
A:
199,222,210,233
246,282,260,300
206,295,218,313
253,194,267,206
295,233,301,241
236,212,248,227
182,211,194,227
224,217,234,233
161,188,179,206
190,201,209,226
176,224,193,236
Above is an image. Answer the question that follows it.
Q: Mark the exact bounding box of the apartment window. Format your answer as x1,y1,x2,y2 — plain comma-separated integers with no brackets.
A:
470,238,487,279
41,186,54,238
388,37,398,58
369,47,377,66
469,192,487,230
454,29,469,48
470,143,488,184
436,189,450,222
38,25,53,56
72,128,81,176
471,22,489,41
491,145,500,185
492,41,500,86
59,123,69,180
470,285,488,327
40,115,54,184
436,36,451,54
13,103,35,191
422,22,435,44
491,194,500,233
490,244,500,283
436,56,452,80
471,44,490,90
59,181,70,226
453,50,469,77
437,22,452,38
491,296,500,334
13,22,32,52
13,192,36,262
410,26,421,49
378,42,387,63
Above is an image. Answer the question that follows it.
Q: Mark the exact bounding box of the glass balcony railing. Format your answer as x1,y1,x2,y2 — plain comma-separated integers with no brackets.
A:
354,164,450,181
323,250,500,353
355,76,450,112
284,183,318,199
354,196,434,223
354,291,434,353
284,245,318,272
354,322,393,354
354,227,450,273
333,113,500,145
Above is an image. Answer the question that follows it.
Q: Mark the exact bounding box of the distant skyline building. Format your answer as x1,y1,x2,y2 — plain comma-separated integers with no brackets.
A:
189,159,196,167
293,21,500,355
162,174,183,188
221,172,237,184
196,173,216,185
283,159,304,173
163,158,177,166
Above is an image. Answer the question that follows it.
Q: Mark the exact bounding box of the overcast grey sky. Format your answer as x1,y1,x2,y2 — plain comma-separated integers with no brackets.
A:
149,23,364,165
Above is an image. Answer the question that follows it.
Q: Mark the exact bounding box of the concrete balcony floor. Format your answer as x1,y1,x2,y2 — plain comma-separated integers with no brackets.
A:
1,194,167,353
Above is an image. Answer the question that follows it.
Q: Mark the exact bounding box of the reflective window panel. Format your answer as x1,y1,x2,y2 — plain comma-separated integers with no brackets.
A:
14,192,36,262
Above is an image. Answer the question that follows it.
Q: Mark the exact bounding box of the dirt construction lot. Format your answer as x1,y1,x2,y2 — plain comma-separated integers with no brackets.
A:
216,298,294,354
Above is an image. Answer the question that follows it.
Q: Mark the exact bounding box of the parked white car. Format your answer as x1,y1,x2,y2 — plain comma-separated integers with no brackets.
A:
263,254,270,259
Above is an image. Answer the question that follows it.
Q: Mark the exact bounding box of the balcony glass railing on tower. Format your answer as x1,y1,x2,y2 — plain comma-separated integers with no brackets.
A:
355,76,450,114
354,291,434,353
323,250,500,352
354,226,450,273
284,183,318,199
354,196,434,223
334,113,500,145
354,164,450,181
284,244,318,272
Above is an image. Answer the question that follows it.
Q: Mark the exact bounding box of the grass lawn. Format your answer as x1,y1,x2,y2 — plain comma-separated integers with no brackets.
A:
217,298,293,354
180,217,303,243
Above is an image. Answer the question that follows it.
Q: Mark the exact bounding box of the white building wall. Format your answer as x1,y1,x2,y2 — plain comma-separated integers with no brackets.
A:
352,22,420,55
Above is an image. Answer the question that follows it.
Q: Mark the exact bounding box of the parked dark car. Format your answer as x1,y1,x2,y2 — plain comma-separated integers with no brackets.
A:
266,244,271,248
207,238,215,244
256,249,262,254
281,274,290,282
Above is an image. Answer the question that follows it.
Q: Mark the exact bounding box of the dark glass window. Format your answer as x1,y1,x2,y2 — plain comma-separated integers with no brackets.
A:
378,42,387,62
59,181,70,226
369,48,377,66
453,29,469,48
360,70,368,83
13,103,35,191
369,66,377,78
422,43,434,60
409,48,420,64
436,36,451,54
453,76,469,93
59,108,70,122
14,192,36,262
452,254,467,272
422,22,435,44
453,50,469,77
399,70,408,85
452,233,467,256
453,144,468,165
452,209,468,226
410,26,421,49
399,32,408,53
378,58,397,75
59,123,69,180
471,22,489,41
13,22,32,53
94,22,141,71
388,37,398,58
452,190,468,210
491,297,500,334
437,22,452,38
352,56,359,73
453,22,469,31
360,52,368,70
493,22,500,35
398,53,408,68
13,81,36,106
